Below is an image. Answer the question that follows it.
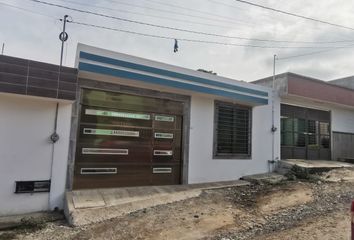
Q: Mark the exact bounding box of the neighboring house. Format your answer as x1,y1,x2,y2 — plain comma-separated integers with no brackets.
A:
0,55,77,216
0,43,278,216
253,72,354,162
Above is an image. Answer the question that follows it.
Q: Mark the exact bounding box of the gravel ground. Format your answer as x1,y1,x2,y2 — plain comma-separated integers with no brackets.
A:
2,169,354,240
211,181,354,240
252,210,350,240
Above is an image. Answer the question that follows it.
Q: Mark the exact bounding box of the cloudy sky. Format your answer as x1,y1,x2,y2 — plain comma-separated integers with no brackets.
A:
1,0,354,82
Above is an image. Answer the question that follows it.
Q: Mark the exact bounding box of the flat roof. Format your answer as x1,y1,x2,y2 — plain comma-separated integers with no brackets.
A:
76,43,270,106
253,72,354,108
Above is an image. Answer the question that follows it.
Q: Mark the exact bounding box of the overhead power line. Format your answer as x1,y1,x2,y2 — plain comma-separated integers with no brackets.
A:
3,1,354,60
58,0,235,29
233,0,354,31
278,43,354,60
0,1,57,19
140,0,245,21
102,0,249,26
27,0,354,45
71,21,354,50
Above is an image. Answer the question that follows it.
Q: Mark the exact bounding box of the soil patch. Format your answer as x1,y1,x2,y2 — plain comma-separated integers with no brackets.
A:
257,183,313,213
321,168,354,182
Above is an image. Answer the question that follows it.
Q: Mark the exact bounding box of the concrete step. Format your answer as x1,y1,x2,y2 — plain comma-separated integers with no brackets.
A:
64,180,249,226
276,159,354,174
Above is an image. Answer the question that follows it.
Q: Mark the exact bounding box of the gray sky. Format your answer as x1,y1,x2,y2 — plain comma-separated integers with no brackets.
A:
1,0,354,82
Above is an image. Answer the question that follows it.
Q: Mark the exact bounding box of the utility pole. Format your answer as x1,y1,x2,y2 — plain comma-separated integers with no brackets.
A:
272,54,276,89
1,43,4,55
51,14,70,143
270,54,277,172
59,15,69,68
49,14,70,210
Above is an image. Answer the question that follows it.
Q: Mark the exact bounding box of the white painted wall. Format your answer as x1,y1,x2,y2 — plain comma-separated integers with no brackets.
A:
0,94,72,216
49,102,72,210
188,93,280,183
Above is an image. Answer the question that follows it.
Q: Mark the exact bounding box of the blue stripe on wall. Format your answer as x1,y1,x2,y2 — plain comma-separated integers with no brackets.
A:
79,62,268,105
80,52,268,97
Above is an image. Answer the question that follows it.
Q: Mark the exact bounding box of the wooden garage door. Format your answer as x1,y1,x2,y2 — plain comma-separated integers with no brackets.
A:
73,89,184,189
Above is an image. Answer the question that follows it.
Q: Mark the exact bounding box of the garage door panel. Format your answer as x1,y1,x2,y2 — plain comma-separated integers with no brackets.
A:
333,132,354,161
81,116,153,128
74,89,184,189
75,164,151,179
153,116,183,130
74,174,151,189
77,147,152,163
81,106,153,128
77,140,152,150
153,130,181,143
151,164,181,185
74,163,152,189
82,89,184,115
79,126,152,141
152,147,181,162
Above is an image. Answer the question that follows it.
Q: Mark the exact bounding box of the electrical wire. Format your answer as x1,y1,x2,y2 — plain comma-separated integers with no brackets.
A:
71,20,354,50
102,0,250,26
233,0,354,31
4,0,354,58
0,1,58,20
139,0,245,21
27,0,354,46
57,0,236,29
277,43,354,60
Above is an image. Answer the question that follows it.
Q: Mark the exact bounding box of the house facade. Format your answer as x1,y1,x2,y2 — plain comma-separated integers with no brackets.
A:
0,54,77,215
254,72,354,162
68,44,280,189
0,44,279,216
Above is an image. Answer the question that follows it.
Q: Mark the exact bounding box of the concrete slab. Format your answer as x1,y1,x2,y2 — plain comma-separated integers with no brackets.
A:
277,159,354,175
283,159,354,168
65,180,249,226
72,189,106,209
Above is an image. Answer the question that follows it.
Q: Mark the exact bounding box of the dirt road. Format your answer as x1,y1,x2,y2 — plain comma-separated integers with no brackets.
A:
253,209,350,240
1,168,354,240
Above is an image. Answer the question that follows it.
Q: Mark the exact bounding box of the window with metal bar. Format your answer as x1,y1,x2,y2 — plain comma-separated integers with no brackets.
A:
214,101,252,158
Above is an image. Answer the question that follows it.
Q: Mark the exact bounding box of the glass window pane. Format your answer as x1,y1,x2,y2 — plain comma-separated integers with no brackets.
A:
294,118,306,133
281,117,293,131
320,135,330,148
281,132,294,146
319,122,330,135
307,120,319,134
294,133,305,147
308,134,319,147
